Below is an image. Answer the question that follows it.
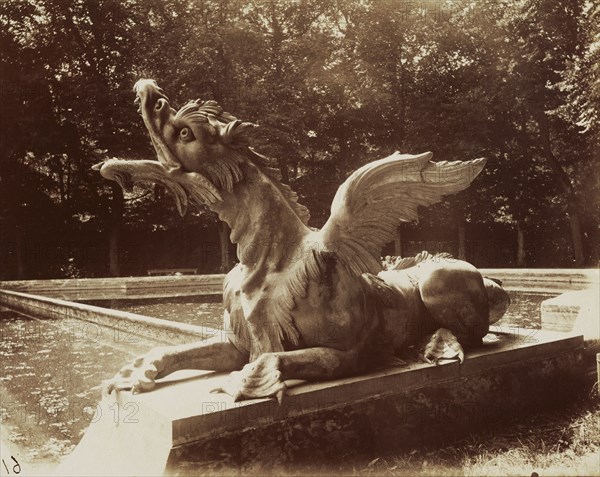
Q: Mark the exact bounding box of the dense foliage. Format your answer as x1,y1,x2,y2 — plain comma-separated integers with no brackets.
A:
1,0,598,278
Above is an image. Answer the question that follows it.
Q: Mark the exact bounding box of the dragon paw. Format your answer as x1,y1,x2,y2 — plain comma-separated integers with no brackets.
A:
212,353,286,402
103,347,169,396
422,328,464,365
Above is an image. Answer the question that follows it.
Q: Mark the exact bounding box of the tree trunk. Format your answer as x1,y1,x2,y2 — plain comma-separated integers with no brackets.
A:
537,113,585,266
394,226,403,257
457,223,466,261
516,222,526,267
567,202,585,266
109,183,123,277
278,157,289,183
219,222,233,272
109,227,120,277
14,224,24,279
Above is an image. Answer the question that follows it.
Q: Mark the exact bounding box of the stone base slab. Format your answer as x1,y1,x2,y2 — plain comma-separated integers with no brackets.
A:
56,329,585,476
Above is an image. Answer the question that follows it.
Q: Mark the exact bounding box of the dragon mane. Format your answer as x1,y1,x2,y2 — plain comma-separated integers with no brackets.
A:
175,100,310,224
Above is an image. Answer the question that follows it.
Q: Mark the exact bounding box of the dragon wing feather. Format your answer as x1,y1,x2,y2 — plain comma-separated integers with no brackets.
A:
320,151,486,276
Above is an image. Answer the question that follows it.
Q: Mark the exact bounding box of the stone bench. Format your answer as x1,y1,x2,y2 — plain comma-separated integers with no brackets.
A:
147,268,199,276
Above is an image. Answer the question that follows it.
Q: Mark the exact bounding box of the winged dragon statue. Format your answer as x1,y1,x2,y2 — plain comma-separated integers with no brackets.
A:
97,80,510,401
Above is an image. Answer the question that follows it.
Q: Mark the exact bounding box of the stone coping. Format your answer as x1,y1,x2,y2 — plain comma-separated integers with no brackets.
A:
0,274,226,300
477,268,598,282
477,268,598,293
542,289,600,340
1,269,597,300
55,327,584,476
0,289,219,345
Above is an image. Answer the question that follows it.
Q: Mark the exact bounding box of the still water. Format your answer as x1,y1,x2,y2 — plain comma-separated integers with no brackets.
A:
89,291,555,332
87,291,554,334
0,310,159,469
494,291,551,330
84,295,224,329
0,290,555,469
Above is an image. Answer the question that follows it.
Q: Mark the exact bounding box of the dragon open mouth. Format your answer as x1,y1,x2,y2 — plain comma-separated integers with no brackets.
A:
92,80,223,215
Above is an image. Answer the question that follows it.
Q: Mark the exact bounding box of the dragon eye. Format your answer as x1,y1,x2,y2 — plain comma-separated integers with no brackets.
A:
179,127,194,142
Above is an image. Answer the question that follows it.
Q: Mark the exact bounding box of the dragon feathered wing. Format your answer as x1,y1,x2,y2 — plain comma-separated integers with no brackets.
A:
320,151,486,276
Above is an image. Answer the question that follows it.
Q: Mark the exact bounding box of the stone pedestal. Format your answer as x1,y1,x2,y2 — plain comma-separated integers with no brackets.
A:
56,329,585,476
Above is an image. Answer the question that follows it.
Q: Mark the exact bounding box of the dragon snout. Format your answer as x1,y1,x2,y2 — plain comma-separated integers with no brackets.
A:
131,79,181,170
133,79,173,127
91,161,111,180
154,98,168,112
133,79,168,110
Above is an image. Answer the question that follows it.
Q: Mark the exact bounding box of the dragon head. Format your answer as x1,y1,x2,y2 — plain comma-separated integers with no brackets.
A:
133,79,256,188
93,80,282,213
94,80,309,220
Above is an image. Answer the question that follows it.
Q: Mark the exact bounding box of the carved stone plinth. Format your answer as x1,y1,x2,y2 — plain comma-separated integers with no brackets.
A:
57,329,585,476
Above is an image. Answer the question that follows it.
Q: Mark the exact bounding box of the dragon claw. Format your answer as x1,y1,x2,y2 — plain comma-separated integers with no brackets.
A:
422,328,465,365
213,354,286,402
104,347,168,397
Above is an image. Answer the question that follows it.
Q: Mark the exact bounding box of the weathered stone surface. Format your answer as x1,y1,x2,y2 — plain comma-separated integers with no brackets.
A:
541,288,600,339
478,268,598,293
0,289,215,345
55,329,584,476
0,274,225,300
166,349,585,475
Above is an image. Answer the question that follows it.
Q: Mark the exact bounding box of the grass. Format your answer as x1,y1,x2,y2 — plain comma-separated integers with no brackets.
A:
17,382,598,477
180,353,600,477
352,382,600,477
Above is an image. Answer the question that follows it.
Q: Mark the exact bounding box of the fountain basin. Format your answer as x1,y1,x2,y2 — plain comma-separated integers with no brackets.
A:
0,270,596,475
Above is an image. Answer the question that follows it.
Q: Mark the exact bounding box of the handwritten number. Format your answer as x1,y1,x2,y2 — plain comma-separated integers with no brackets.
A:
11,457,20,475
1,456,21,475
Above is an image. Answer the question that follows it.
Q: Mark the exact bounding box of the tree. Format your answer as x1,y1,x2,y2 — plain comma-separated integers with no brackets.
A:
1,0,597,278
502,0,592,265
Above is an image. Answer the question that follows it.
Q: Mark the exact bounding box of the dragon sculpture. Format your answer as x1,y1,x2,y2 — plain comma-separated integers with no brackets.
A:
97,80,510,401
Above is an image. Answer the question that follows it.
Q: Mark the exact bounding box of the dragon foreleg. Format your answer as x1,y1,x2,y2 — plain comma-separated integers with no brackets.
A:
104,337,248,395
215,347,363,401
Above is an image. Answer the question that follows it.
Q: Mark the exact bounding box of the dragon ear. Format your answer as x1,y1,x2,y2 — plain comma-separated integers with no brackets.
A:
197,99,254,147
208,116,257,148
198,100,224,116
205,114,221,140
